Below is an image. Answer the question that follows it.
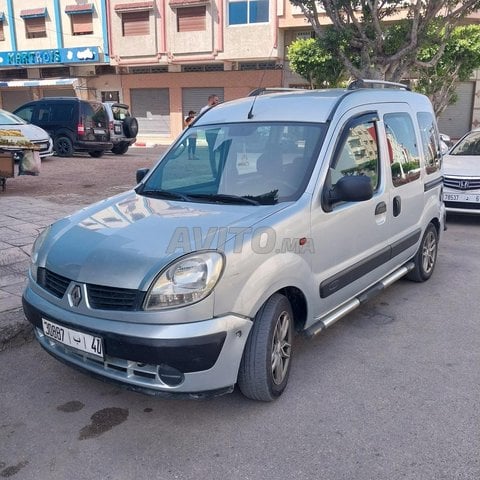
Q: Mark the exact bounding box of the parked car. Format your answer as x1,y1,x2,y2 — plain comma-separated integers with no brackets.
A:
0,108,52,159
103,102,138,155
23,80,445,401
13,97,112,158
443,128,480,214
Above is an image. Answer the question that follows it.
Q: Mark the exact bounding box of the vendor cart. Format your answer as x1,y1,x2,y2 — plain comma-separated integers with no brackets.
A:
0,129,39,191
0,150,14,191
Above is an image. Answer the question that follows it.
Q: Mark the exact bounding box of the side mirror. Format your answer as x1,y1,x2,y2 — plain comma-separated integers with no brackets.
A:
136,168,149,183
326,175,373,207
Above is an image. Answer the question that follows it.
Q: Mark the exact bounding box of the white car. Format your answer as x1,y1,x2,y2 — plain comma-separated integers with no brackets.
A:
0,109,53,158
443,128,480,214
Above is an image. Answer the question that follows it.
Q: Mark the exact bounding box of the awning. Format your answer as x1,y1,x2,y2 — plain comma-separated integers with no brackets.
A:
65,4,94,14
169,0,209,6
20,8,47,18
0,78,77,88
114,1,154,12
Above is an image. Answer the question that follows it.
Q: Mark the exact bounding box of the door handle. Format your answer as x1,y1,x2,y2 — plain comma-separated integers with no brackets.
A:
393,196,401,217
375,201,387,215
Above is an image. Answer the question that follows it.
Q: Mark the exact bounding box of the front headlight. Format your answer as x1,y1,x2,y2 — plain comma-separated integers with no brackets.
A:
144,251,224,310
30,225,51,282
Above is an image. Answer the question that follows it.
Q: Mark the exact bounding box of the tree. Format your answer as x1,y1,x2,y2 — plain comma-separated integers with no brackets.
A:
287,38,345,88
289,0,480,82
416,25,480,116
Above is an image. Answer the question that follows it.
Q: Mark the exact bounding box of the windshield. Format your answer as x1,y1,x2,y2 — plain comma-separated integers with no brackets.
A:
0,110,26,125
450,131,480,156
138,122,325,205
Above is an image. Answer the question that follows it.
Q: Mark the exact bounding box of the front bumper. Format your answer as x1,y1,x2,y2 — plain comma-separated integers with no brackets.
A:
23,286,252,397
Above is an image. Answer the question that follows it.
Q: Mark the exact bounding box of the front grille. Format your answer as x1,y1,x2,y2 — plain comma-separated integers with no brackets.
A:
443,176,480,191
86,284,145,311
38,268,71,298
37,268,144,310
444,201,480,210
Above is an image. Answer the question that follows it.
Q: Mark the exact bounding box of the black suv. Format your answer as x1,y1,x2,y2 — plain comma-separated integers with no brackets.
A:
14,97,112,157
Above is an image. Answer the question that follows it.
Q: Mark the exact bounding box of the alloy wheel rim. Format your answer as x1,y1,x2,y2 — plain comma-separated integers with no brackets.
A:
271,311,292,385
422,231,437,274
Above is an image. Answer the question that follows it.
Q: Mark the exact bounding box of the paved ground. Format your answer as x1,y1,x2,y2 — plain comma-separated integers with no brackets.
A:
0,196,81,349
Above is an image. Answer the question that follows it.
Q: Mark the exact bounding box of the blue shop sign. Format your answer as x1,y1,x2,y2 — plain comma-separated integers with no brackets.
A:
0,46,100,66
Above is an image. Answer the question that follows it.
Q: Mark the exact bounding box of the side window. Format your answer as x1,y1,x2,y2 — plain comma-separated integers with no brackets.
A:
330,118,380,193
417,111,441,174
14,106,34,123
50,102,74,123
385,113,421,187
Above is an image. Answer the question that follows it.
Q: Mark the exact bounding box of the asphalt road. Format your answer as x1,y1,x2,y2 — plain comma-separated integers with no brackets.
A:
1,150,479,479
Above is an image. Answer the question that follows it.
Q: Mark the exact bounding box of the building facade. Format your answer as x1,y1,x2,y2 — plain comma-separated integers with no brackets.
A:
0,0,479,142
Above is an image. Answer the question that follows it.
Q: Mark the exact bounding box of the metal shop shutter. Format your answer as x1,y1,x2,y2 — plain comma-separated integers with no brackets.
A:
1,90,32,111
181,88,224,118
131,88,170,135
438,82,475,140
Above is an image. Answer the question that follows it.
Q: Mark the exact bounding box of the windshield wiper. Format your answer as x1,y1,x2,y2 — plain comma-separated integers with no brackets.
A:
187,193,260,205
139,188,192,202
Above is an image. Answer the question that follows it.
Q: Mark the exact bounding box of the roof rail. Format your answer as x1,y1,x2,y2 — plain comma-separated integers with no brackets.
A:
347,79,411,91
248,87,306,97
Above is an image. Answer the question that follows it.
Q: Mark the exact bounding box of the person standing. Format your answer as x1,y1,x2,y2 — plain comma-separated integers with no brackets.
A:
183,110,197,159
200,94,220,174
199,94,219,114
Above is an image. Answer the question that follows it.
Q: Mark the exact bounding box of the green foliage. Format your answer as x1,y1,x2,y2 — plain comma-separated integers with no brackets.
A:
289,0,480,113
415,24,480,114
287,38,345,88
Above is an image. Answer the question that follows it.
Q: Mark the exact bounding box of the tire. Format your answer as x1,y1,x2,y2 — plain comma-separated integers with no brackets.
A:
238,293,293,401
123,117,139,138
54,136,74,157
111,143,129,155
88,151,104,158
406,223,438,282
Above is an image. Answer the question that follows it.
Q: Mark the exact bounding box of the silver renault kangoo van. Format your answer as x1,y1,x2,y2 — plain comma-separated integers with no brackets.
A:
23,80,445,401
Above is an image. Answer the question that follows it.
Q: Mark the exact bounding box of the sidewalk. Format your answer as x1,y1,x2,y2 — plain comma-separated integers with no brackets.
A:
0,196,83,350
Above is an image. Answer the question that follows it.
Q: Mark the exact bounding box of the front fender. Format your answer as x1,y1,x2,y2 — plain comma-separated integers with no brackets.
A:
214,250,315,320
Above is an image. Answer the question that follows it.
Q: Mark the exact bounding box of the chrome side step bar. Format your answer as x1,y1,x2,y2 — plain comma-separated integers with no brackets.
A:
304,262,415,338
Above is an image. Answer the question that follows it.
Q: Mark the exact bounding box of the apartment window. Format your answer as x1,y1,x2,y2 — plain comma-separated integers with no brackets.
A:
24,18,47,38
177,6,206,32
0,21,4,42
122,11,150,36
66,4,94,35
21,8,48,39
70,13,93,35
228,0,268,25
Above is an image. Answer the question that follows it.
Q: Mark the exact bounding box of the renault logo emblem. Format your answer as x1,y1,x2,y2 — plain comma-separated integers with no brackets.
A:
459,180,470,190
70,285,82,307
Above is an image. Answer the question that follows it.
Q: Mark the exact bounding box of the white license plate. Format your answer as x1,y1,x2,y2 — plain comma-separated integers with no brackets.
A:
93,129,106,135
42,319,104,358
443,193,480,203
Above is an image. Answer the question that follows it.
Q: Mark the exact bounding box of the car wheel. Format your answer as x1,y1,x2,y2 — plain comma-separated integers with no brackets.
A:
406,223,438,282
238,293,293,401
54,136,74,157
88,151,104,158
123,117,139,138
111,143,129,155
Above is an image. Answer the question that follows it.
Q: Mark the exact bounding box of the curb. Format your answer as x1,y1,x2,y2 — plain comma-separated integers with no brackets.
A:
0,307,34,352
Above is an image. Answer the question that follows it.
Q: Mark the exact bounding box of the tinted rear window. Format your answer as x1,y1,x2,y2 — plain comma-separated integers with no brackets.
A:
81,102,108,126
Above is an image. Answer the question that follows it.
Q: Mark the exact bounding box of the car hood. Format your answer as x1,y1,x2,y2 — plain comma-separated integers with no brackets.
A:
43,191,289,289
443,154,480,177
2,123,50,142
